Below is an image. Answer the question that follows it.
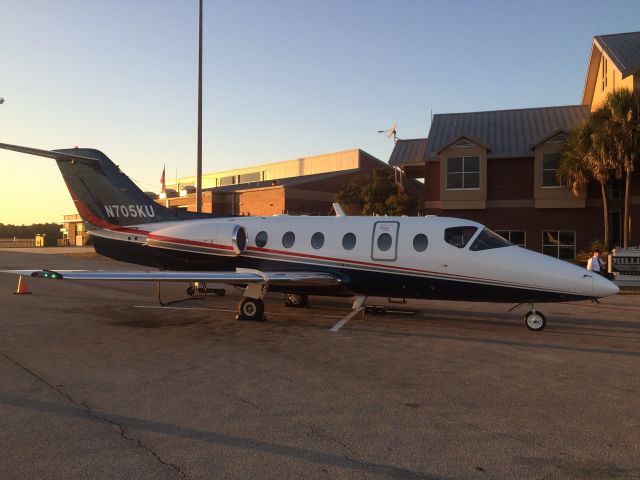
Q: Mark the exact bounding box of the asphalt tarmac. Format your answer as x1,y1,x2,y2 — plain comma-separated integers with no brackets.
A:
0,248,639,480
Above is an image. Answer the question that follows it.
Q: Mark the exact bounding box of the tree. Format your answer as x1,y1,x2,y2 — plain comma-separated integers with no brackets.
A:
559,120,615,248
335,170,414,216
597,89,640,248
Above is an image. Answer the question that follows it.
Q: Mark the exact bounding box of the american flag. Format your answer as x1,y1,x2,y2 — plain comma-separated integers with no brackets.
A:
160,165,166,193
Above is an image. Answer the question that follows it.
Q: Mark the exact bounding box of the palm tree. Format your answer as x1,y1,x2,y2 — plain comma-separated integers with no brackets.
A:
597,89,640,248
559,123,613,248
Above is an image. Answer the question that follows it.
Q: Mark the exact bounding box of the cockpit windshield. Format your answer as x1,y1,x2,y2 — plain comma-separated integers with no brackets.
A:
444,226,478,248
469,228,513,251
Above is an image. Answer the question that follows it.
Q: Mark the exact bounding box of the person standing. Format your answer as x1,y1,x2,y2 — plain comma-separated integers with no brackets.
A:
587,251,603,275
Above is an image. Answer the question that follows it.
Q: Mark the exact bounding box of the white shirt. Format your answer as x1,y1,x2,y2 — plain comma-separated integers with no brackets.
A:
587,256,601,272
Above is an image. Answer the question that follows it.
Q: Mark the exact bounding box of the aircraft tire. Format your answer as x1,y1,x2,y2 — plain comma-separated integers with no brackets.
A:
284,294,309,308
186,285,196,296
524,311,546,331
239,298,265,321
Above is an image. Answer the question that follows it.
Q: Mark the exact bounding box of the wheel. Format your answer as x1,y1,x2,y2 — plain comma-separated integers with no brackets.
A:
284,293,309,308
186,285,196,296
238,298,265,321
524,310,546,331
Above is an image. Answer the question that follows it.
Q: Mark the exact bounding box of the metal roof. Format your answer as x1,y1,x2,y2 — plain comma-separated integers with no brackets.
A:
205,169,362,193
424,105,589,160
595,31,640,78
388,138,428,166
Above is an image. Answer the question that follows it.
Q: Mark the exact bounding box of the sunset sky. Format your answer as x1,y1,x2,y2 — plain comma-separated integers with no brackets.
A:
2,0,639,224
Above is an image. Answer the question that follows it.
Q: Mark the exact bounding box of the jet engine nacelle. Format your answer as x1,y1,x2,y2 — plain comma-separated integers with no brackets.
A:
146,220,248,256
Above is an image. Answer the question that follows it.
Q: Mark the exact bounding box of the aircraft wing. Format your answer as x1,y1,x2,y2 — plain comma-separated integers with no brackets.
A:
0,269,342,287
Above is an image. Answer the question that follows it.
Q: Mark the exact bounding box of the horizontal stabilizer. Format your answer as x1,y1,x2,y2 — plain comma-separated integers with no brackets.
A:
0,142,99,164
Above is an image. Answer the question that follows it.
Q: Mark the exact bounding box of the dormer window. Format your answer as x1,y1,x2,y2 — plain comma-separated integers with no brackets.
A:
542,153,561,187
446,156,480,189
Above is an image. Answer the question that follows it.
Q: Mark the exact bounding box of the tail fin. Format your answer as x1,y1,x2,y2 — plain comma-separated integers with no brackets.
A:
1,142,207,227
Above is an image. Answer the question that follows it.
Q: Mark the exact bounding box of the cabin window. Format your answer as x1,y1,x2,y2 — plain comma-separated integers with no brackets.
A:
470,228,512,251
542,153,561,187
255,231,268,248
495,230,526,248
542,230,575,260
413,234,428,252
342,232,356,250
311,232,324,249
282,231,295,249
444,226,478,248
377,233,392,251
446,156,480,189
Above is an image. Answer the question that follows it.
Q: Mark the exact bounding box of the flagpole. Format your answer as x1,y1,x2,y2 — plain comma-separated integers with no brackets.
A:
196,0,203,213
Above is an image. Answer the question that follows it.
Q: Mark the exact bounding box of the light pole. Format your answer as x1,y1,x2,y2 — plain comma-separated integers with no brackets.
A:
196,0,203,213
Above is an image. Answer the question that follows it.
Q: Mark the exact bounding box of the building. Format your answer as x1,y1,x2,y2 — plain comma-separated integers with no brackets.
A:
389,31,640,259
158,148,390,216
582,31,640,111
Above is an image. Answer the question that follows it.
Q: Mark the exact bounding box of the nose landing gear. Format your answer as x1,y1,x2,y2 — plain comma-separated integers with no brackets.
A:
524,308,546,331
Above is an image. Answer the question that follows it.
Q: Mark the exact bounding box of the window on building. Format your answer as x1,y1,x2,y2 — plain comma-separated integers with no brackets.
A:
444,226,478,248
542,231,575,260
219,175,236,186
446,156,480,189
239,172,261,184
311,232,324,250
342,232,356,250
542,153,561,187
606,179,622,200
255,231,268,248
602,57,608,91
413,234,428,252
282,231,295,249
495,230,526,248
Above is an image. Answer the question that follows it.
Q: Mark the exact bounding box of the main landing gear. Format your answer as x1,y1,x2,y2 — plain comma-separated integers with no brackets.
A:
236,282,268,322
284,293,309,308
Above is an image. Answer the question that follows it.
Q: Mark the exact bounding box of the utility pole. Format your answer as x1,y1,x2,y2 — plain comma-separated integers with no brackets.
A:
196,0,203,212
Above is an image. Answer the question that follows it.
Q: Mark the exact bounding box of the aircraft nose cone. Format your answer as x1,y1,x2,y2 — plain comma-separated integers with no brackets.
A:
593,274,619,298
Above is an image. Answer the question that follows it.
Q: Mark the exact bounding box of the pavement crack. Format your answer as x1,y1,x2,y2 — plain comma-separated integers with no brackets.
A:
0,350,189,479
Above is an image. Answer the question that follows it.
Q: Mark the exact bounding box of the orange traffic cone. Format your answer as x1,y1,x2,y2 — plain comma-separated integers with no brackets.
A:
13,275,31,295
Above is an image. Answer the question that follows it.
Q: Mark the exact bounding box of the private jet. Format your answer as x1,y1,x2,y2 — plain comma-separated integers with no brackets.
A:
0,142,619,331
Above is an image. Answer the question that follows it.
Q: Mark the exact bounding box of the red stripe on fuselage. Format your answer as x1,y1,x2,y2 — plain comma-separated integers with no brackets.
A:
146,233,234,251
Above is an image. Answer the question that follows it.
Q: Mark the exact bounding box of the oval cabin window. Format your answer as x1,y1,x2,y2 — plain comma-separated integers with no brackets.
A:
342,232,356,250
377,233,392,251
282,231,295,249
413,234,428,252
255,231,268,248
311,232,324,250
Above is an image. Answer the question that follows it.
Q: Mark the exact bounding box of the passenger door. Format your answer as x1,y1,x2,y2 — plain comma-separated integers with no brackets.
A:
372,221,399,261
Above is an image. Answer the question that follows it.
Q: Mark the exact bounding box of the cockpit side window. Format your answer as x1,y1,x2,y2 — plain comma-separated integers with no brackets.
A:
444,226,478,248
470,228,513,251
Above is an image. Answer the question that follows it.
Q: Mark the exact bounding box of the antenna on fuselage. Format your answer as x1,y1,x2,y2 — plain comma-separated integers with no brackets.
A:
333,203,346,217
